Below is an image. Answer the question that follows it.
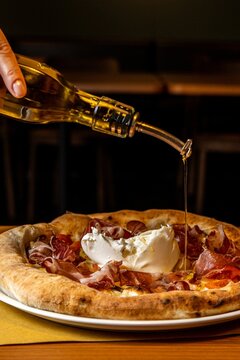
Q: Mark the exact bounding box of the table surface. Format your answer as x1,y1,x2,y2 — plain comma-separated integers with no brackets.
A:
1,338,240,360
1,225,240,359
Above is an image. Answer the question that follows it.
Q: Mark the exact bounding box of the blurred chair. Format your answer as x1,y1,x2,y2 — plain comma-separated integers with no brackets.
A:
192,133,240,214
0,120,15,221
27,126,114,222
161,53,240,217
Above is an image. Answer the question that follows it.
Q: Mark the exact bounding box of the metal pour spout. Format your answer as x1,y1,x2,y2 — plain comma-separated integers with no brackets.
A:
135,121,192,160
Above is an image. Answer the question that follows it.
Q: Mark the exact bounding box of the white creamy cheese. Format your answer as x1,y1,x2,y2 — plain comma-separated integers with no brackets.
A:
81,226,180,273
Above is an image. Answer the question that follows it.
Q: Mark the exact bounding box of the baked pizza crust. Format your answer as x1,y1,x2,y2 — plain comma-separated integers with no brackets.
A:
0,209,240,320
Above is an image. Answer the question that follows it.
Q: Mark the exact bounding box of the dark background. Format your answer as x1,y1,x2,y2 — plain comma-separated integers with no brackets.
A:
0,0,240,225
2,0,240,42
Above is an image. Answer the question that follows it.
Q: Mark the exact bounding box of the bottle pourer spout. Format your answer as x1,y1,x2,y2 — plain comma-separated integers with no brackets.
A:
135,121,192,160
180,138,192,160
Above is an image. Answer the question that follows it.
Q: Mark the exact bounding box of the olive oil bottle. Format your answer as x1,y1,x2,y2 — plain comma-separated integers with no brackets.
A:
0,54,192,159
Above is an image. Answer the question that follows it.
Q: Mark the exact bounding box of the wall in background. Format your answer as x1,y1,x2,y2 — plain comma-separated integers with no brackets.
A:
1,0,240,43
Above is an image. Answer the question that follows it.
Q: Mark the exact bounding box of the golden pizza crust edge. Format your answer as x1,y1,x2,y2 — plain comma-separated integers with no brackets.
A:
0,209,240,320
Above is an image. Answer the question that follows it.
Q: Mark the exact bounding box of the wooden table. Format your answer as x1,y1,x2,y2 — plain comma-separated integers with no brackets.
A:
1,338,240,360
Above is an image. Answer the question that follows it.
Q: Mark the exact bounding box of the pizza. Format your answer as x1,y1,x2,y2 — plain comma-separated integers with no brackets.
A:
0,209,240,320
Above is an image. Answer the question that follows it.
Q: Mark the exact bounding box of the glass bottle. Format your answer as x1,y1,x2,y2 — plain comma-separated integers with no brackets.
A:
0,54,192,159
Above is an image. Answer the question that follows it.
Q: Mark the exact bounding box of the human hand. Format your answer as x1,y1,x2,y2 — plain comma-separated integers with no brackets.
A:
0,28,27,98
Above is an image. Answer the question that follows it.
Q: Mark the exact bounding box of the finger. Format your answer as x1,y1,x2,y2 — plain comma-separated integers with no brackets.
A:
0,28,27,98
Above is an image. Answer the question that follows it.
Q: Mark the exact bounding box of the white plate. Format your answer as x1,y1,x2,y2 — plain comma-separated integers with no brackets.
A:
1,290,240,331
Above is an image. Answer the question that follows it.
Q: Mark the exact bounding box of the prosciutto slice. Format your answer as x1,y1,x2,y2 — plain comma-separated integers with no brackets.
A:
205,225,236,255
194,248,240,279
82,218,147,240
173,224,204,259
28,234,80,265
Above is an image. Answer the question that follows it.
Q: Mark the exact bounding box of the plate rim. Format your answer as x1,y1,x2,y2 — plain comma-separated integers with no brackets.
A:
1,289,240,331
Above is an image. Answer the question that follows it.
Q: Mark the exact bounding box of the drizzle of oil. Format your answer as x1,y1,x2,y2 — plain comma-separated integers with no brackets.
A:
182,155,188,271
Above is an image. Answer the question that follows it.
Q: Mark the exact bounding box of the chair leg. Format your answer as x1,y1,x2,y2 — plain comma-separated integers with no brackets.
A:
2,122,15,221
59,124,68,213
96,144,114,211
196,148,207,214
27,143,37,222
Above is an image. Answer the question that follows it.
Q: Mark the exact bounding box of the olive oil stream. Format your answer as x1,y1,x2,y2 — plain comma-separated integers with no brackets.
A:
183,157,189,271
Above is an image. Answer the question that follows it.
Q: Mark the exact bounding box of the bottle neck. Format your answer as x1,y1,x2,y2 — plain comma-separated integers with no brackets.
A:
76,90,138,137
